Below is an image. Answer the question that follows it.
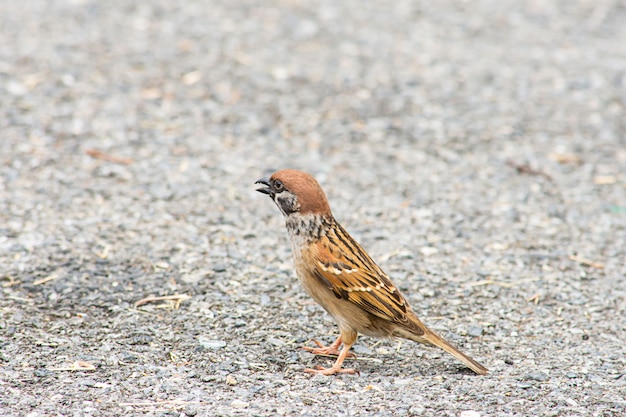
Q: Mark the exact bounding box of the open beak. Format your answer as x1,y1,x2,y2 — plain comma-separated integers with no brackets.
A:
255,177,272,195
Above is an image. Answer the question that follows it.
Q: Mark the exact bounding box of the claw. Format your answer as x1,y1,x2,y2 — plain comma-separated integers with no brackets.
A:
301,335,359,376
302,340,357,359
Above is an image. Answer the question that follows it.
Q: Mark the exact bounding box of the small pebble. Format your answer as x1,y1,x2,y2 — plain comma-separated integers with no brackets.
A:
183,405,198,416
393,378,414,386
226,374,237,385
419,246,438,256
525,372,549,382
260,294,271,305
198,338,227,350
468,325,484,337
230,399,248,409
352,345,373,355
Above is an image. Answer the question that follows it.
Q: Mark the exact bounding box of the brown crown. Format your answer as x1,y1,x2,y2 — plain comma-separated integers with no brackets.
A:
270,169,332,215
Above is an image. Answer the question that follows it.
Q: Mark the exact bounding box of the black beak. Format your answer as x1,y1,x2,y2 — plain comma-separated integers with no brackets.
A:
255,177,272,195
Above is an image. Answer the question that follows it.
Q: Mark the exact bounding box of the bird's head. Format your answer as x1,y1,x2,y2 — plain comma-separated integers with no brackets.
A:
255,169,331,217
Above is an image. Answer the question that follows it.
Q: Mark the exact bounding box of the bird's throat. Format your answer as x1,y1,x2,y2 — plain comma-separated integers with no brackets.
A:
285,213,333,243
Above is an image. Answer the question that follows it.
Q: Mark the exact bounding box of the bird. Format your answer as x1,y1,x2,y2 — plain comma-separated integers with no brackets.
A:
255,169,488,376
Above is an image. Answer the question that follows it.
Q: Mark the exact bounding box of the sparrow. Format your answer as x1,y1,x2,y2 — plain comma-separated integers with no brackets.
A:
255,169,488,376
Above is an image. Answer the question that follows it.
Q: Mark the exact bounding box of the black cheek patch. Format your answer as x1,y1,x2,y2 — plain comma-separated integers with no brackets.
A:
276,196,296,215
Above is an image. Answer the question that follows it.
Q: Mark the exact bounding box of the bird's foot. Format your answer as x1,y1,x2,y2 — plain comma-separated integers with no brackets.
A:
305,365,360,376
302,340,356,358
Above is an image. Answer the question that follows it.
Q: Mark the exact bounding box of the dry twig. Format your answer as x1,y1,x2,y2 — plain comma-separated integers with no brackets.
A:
86,149,133,165
568,255,604,269
506,160,553,181
527,294,540,304
2,275,19,287
50,361,96,371
134,294,191,309
549,152,582,165
33,274,59,286
468,277,539,288
119,400,207,407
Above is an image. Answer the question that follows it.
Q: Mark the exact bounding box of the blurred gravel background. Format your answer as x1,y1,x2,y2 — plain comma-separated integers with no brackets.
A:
1,0,625,416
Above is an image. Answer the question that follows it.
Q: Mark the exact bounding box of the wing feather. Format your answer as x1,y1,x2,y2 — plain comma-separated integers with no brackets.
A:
305,222,423,335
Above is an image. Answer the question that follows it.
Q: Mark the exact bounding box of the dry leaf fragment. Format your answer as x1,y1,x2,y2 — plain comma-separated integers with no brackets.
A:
593,175,617,185
50,361,96,371
86,149,133,165
549,152,581,164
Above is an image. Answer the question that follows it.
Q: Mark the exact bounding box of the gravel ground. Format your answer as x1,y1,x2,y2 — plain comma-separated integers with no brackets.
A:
1,0,625,416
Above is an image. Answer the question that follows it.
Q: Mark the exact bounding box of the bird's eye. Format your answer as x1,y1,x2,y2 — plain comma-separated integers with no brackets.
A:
273,180,285,192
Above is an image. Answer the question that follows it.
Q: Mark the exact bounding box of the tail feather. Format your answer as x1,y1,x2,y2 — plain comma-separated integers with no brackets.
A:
406,329,488,375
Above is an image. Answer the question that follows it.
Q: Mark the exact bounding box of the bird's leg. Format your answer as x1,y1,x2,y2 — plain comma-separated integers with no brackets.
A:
302,335,356,358
305,341,359,375
305,329,359,376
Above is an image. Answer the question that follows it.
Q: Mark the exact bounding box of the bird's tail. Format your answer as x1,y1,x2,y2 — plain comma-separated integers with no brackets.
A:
407,329,488,375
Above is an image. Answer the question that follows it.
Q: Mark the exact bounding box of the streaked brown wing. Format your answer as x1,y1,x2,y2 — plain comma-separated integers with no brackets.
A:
305,222,423,334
